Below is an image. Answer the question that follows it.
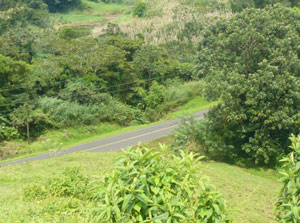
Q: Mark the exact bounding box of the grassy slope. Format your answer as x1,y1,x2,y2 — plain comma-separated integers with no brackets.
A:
141,137,281,223
0,96,214,164
0,138,281,223
51,0,129,25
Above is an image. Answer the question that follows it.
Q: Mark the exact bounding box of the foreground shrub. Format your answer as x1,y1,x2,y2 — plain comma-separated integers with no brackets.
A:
91,145,230,222
276,135,300,222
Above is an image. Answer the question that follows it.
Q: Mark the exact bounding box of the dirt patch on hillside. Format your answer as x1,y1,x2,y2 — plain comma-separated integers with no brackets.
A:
102,13,123,21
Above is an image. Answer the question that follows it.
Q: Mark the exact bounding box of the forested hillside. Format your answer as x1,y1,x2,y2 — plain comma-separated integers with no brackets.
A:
0,0,229,160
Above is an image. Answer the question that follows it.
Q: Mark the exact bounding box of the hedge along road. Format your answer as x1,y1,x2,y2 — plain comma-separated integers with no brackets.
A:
0,109,208,167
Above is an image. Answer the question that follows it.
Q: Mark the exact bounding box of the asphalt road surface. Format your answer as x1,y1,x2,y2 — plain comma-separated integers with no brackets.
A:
0,109,208,167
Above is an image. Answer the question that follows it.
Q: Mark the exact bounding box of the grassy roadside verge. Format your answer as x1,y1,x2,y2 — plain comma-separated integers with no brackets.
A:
0,96,215,164
0,136,281,223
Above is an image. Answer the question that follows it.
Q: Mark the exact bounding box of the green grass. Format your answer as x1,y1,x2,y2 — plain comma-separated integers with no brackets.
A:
110,13,133,23
0,96,216,164
205,162,280,223
51,0,130,25
0,137,282,223
167,96,219,119
140,136,282,223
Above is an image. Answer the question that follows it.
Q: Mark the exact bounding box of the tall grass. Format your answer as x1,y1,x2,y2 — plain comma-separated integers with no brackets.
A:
164,80,205,108
116,0,232,44
38,96,144,127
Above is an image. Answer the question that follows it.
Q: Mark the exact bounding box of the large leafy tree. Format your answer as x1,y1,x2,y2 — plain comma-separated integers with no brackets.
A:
196,5,300,165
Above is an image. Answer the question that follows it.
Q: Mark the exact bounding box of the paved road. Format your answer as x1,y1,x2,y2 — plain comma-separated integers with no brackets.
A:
0,109,208,167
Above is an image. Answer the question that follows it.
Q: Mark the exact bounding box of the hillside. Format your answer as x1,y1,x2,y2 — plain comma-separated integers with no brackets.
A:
0,0,225,161
0,140,281,223
1,0,300,222
51,0,232,43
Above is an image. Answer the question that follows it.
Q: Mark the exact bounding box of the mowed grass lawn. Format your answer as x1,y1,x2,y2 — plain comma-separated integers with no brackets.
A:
51,0,130,25
0,140,282,223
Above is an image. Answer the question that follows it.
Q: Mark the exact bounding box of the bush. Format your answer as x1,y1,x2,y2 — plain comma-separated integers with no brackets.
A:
91,145,230,222
38,96,145,127
276,135,300,222
10,107,53,138
0,116,19,141
132,0,146,17
23,168,92,222
58,27,91,40
164,80,204,108
172,117,242,163
24,168,90,201
172,116,208,151
37,97,96,127
59,80,104,104
137,81,166,111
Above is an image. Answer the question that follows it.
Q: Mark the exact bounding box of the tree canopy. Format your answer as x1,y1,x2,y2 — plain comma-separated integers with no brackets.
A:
195,5,300,165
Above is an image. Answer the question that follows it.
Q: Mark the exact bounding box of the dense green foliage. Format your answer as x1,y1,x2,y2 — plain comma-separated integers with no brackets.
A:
0,1,49,35
195,5,300,165
0,10,198,144
43,0,82,12
132,0,146,17
0,0,230,151
22,146,229,222
23,167,92,221
230,0,298,12
24,168,90,200
92,146,230,222
172,116,206,151
2,0,300,222
277,135,300,222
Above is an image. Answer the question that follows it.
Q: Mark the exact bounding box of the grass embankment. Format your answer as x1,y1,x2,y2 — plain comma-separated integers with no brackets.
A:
0,96,214,164
0,137,281,223
51,0,130,25
145,137,282,223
